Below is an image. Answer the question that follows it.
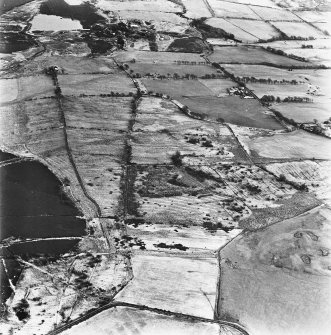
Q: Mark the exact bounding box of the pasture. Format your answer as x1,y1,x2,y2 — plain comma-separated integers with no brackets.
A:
19,55,118,75
0,76,54,102
63,96,132,131
222,64,315,82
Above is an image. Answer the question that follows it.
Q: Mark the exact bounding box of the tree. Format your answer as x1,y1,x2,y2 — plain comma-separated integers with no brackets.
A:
171,151,182,166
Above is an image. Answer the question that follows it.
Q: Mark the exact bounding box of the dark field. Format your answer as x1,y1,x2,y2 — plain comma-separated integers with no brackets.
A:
178,95,284,130
0,158,85,240
209,46,310,67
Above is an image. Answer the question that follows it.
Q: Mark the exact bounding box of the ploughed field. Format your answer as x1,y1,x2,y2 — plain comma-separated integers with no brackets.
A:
1,0,331,334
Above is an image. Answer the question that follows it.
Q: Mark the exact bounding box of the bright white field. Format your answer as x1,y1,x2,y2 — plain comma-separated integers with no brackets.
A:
208,0,260,19
247,130,331,160
313,22,331,34
228,19,280,41
266,160,331,205
116,10,187,25
219,206,331,335
116,253,218,318
274,102,331,123
0,76,55,103
295,10,331,22
219,0,277,6
61,307,221,335
258,38,331,50
0,79,18,103
113,50,206,64
181,0,212,18
250,6,301,21
272,21,325,39
97,0,182,12
205,18,259,43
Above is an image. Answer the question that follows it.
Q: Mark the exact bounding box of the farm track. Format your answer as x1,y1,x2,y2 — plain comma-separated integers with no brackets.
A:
202,0,215,17
47,301,249,335
53,74,101,217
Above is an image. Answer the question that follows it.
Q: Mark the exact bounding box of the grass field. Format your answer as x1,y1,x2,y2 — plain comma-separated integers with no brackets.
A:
58,74,136,95
208,46,307,67
218,206,331,335
63,96,132,131
62,306,221,335
272,21,325,39
178,96,284,129
247,129,331,160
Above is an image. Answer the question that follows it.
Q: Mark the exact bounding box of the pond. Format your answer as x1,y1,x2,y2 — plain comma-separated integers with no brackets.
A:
0,151,85,307
38,0,105,29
